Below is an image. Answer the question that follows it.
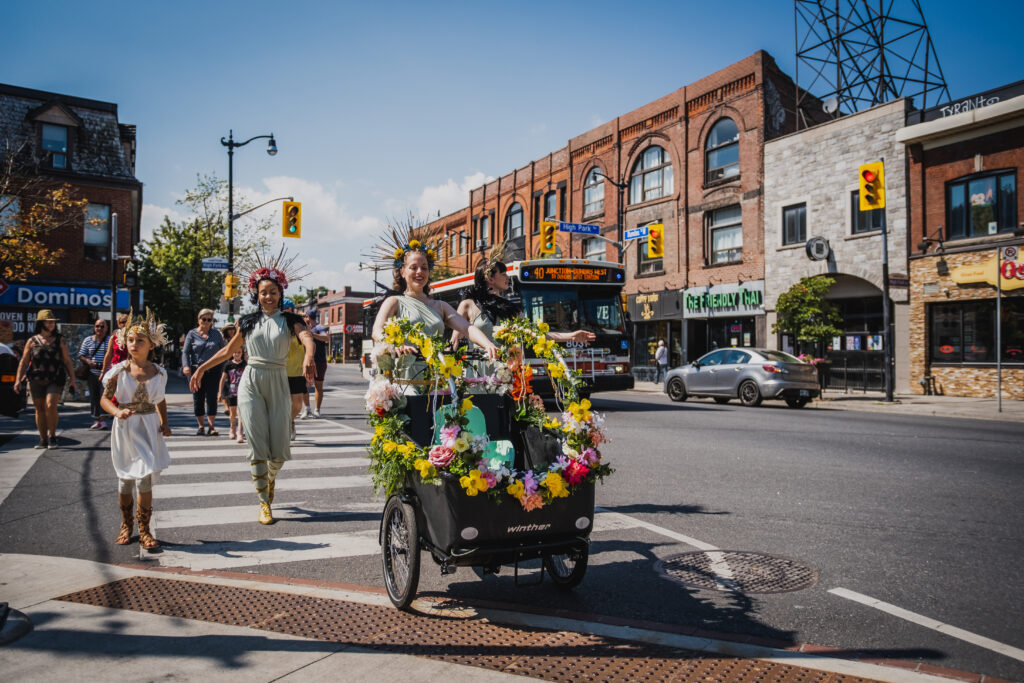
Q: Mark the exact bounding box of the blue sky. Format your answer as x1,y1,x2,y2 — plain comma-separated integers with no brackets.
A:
5,0,1023,292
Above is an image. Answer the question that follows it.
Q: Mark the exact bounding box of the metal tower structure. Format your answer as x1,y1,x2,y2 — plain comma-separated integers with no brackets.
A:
794,0,950,126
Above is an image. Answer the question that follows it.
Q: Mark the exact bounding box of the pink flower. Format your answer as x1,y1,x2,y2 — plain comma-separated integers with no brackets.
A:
564,460,590,485
521,492,544,511
523,471,539,496
580,447,600,466
440,424,461,448
589,429,604,446
428,445,456,467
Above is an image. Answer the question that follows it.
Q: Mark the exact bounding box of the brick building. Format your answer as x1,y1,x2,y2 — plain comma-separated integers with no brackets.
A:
896,81,1024,399
421,51,823,369
314,286,374,362
0,83,142,338
764,99,911,393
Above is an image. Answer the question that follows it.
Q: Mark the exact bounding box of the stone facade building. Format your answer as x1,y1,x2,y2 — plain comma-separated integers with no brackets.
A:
421,51,824,370
896,81,1024,399
764,99,911,393
0,82,142,338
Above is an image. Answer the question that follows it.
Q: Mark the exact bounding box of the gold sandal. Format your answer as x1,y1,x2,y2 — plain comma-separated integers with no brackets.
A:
116,496,134,545
136,504,159,549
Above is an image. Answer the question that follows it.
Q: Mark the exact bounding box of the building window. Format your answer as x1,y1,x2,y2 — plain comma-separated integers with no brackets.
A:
946,170,1017,240
707,204,742,264
84,203,111,261
705,118,739,183
929,299,1024,364
0,195,19,234
637,221,663,275
850,190,885,234
480,214,491,248
544,191,557,221
782,203,806,246
582,237,605,260
583,168,604,216
629,146,673,204
505,202,524,238
42,123,68,169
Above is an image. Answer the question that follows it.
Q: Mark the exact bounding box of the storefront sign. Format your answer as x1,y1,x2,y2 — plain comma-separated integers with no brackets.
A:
520,264,622,283
626,291,682,322
682,281,765,319
949,256,1024,291
0,283,134,309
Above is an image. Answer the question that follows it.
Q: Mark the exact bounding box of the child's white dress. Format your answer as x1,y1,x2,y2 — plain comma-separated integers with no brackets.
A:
101,361,171,480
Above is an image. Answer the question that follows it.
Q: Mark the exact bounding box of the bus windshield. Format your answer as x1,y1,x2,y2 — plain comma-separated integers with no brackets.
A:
519,285,624,334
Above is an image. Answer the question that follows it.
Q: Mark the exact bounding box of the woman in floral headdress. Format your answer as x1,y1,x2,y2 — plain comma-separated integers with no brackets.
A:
189,252,314,526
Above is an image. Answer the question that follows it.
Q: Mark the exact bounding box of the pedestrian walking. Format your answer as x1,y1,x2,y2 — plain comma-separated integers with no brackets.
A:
13,309,78,449
654,339,668,383
182,308,226,436
100,309,172,550
219,346,247,443
304,309,329,418
283,299,310,430
78,317,110,429
219,323,237,416
101,313,129,375
189,259,314,525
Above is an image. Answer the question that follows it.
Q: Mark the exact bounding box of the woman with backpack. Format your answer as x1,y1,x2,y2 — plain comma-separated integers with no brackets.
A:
14,309,79,449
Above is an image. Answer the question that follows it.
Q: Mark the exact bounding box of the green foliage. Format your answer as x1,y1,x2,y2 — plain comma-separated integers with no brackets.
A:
771,276,843,344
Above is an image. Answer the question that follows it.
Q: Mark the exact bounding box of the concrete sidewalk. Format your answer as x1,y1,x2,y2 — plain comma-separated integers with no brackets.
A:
631,380,1024,422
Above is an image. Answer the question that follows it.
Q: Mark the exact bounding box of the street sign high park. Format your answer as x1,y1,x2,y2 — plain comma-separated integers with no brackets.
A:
557,221,601,235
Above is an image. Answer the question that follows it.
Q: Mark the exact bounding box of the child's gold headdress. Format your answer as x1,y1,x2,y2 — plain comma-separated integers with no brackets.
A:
117,307,169,348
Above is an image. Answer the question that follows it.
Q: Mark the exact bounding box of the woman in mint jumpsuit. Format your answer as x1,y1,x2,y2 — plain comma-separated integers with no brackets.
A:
191,271,314,525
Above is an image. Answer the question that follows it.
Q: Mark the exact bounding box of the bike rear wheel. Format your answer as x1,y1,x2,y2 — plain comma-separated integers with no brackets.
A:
382,496,420,610
544,546,589,590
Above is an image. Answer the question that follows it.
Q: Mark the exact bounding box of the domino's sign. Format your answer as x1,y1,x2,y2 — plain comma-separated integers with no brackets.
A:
1,283,135,309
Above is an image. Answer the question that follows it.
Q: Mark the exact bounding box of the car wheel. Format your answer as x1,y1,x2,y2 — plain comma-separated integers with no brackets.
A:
666,378,687,402
738,380,763,407
712,397,730,404
785,398,809,408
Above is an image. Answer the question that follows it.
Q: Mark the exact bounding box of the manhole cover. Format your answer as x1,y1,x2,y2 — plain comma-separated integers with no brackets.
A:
656,550,817,593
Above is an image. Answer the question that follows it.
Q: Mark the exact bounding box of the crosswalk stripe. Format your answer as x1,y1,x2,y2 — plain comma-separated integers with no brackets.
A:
154,502,384,529
157,475,369,499
163,457,368,476
166,445,368,460
155,529,381,570
165,434,369,448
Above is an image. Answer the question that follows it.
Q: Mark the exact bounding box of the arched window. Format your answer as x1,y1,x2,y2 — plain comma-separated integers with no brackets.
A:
505,202,524,238
705,118,739,182
583,168,605,216
629,146,673,204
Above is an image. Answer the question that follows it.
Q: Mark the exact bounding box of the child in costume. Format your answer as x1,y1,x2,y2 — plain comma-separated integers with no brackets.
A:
100,309,172,550
190,248,315,525
219,346,247,443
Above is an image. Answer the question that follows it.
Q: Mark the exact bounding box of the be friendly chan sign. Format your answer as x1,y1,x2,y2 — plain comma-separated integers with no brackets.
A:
683,281,765,318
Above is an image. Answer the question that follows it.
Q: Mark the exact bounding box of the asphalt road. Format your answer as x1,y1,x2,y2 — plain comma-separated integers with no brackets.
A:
1,364,1022,680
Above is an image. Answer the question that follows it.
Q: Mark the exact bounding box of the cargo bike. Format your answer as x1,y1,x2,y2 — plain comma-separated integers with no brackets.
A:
366,322,609,610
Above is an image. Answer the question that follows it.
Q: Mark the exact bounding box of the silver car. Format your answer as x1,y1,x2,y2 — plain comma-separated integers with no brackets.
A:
664,348,820,408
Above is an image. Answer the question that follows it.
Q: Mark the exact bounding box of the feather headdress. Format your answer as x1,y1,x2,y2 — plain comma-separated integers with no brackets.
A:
239,245,309,293
482,238,511,276
117,307,169,348
363,212,444,270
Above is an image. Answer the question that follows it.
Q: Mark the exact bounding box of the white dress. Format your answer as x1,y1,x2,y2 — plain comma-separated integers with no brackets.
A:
101,361,171,480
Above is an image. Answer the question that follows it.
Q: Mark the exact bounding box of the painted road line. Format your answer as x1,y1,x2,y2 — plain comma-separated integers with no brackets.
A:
167,446,368,460
594,507,718,551
0,429,52,506
165,435,369,448
829,587,1024,663
155,529,381,570
161,457,369,476
155,502,384,529
156,475,369,499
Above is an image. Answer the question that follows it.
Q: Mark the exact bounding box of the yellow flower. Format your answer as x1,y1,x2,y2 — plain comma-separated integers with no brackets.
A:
459,469,489,496
506,480,525,500
453,435,470,453
542,471,569,498
393,248,404,260
382,440,397,454
439,355,463,378
397,441,417,460
383,321,403,345
537,322,549,335
568,399,592,422
460,397,474,414
413,458,436,479
426,249,436,260
408,239,421,249
419,337,434,360
543,417,561,430
547,362,564,379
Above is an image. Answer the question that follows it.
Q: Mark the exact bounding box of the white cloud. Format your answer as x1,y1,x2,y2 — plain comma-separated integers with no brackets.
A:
140,203,186,241
415,171,491,218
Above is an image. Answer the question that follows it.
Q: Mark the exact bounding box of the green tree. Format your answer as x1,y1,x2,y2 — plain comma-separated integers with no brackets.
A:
771,276,843,351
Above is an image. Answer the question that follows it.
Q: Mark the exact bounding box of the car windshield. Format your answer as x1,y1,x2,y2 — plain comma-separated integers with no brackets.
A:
520,285,624,334
759,350,804,363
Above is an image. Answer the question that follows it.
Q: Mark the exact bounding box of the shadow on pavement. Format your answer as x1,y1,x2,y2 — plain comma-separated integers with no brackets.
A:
601,502,730,517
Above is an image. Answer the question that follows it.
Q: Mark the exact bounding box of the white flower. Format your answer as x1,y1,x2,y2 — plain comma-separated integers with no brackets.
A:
562,443,580,459
470,434,490,453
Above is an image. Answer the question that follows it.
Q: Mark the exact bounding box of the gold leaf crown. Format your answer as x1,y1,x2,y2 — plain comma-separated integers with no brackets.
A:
117,307,169,348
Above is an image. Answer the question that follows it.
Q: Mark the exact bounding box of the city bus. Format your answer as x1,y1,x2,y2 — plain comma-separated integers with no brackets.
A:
361,258,634,395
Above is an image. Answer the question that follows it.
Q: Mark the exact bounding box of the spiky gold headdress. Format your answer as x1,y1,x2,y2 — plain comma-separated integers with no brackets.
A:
117,307,169,348
482,238,511,275
239,245,309,294
363,212,443,270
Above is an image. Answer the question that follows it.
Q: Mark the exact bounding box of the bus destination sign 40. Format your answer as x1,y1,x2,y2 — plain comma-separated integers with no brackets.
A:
520,264,623,283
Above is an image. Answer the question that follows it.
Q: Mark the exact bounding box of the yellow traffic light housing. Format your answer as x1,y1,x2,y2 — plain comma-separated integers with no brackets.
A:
859,162,885,211
223,272,241,299
282,200,302,238
647,223,665,259
539,221,558,255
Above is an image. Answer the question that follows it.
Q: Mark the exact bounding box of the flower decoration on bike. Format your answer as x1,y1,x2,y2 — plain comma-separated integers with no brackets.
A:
365,316,611,510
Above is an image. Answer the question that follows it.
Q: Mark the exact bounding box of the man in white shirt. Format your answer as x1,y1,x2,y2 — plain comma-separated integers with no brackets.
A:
654,339,668,383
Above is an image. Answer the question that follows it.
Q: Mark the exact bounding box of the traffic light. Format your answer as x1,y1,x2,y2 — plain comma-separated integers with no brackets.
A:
859,162,885,211
121,262,138,288
539,221,557,255
647,223,665,258
282,200,302,238
223,272,241,299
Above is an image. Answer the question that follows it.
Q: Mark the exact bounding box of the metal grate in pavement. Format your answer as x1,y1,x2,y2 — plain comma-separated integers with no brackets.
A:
57,576,871,681
658,551,818,594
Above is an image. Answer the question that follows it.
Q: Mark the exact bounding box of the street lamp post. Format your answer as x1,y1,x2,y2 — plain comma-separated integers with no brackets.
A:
593,170,628,263
220,130,277,274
